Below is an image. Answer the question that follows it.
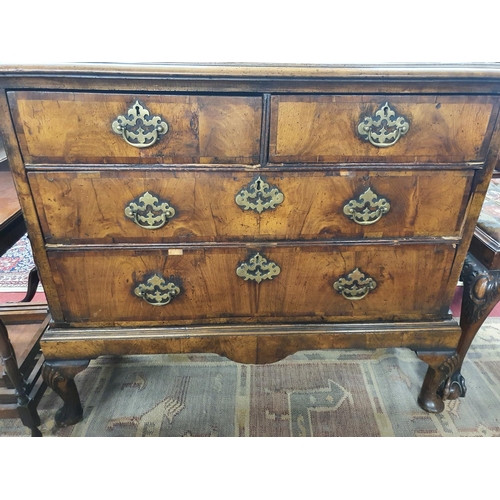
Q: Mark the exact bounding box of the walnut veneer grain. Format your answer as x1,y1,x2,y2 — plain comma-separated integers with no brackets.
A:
28,168,472,244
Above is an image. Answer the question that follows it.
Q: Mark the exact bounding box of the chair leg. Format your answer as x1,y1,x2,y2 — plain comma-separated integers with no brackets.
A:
0,318,42,436
443,254,500,400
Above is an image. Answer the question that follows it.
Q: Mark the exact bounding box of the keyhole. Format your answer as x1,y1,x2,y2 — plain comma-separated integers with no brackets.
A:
135,105,141,115
256,180,261,190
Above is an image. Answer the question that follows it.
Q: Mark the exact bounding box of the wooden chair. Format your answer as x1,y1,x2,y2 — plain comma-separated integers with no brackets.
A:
443,174,500,400
0,148,49,436
0,317,49,436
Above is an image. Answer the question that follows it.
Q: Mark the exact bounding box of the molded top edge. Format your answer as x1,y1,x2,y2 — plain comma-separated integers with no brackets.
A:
1,62,500,80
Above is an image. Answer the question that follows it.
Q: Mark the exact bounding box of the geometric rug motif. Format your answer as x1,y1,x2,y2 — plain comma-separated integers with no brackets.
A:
1,319,500,437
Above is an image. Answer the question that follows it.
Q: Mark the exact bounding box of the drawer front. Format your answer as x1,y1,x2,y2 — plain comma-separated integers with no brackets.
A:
30,169,472,244
269,95,497,163
48,244,455,326
8,92,262,165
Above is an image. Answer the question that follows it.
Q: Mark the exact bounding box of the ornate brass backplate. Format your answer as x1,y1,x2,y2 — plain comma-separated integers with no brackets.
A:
133,273,181,306
333,268,377,300
357,102,409,148
235,176,284,214
112,100,169,148
124,191,176,230
343,187,391,225
236,252,281,283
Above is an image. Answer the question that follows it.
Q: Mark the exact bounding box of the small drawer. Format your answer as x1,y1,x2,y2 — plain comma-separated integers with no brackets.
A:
269,95,498,164
29,168,473,244
8,91,262,165
47,243,456,326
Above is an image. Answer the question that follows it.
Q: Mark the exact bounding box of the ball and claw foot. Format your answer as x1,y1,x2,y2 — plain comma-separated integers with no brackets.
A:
438,371,467,401
417,351,460,414
417,372,466,413
417,392,445,414
54,399,84,428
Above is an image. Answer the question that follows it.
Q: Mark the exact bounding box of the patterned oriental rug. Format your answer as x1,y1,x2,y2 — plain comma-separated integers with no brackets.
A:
0,235,37,292
1,318,500,437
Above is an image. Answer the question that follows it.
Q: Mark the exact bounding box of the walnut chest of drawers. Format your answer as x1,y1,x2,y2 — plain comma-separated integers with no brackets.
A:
1,64,499,426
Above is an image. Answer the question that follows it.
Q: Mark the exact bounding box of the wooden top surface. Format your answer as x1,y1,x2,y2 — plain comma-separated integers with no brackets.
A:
3,64,500,95
1,63,500,80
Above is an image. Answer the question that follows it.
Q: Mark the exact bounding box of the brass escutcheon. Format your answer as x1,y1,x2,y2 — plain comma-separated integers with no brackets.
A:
236,252,281,283
235,176,284,214
112,100,168,148
343,187,391,225
124,191,175,230
134,273,180,306
333,268,377,300
357,102,409,148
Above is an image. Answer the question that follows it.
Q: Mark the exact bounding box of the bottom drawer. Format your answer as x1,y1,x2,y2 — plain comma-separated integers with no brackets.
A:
47,243,456,326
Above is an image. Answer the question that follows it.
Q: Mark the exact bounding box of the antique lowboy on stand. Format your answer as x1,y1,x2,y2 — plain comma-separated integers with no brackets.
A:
0,63,499,427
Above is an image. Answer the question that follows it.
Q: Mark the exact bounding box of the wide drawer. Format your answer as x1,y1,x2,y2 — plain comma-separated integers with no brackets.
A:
269,95,498,163
29,169,472,244
8,91,262,165
47,243,456,326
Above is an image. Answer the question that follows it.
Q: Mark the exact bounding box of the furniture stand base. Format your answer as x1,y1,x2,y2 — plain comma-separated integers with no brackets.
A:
41,320,462,421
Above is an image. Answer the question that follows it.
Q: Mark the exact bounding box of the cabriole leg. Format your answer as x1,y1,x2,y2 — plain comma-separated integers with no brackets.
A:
42,359,89,428
445,254,500,400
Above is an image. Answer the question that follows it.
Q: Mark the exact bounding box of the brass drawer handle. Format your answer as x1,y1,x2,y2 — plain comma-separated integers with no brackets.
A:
236,252,281,283
357,102,409,148
112,100,169,148
343,187,391,225
134,273,181,306
124,191,175,230
333,268,377,300
235,176,284,214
